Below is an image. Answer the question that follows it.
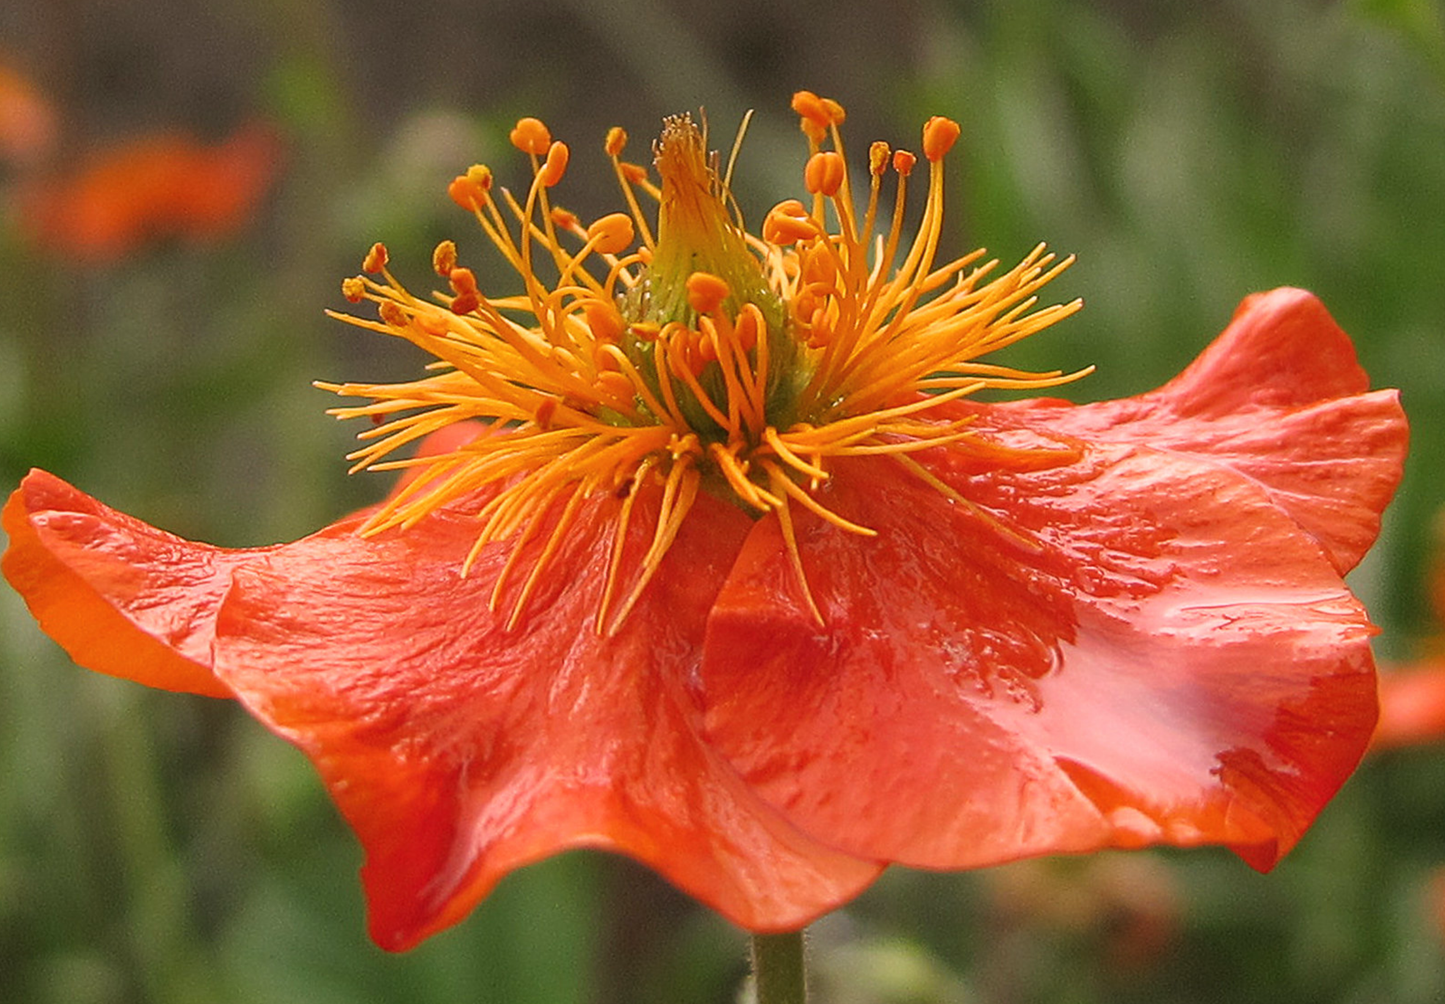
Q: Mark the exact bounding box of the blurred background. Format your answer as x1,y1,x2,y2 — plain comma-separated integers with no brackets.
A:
2,0,1444,1001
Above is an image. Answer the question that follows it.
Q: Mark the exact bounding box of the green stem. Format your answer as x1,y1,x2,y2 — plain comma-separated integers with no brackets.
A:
751,929,807,1004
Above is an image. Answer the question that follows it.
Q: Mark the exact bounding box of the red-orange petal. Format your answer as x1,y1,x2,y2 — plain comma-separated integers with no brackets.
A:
702,443,1381,873
2,470,243,697
1,423,489,700
206,483,879,950
701,293,1403,873
984,288,1408,575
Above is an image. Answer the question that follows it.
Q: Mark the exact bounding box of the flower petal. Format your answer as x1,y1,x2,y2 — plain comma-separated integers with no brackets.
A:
701,446,1380,874
983,288,1407,574
2,469,256,697
208,484,880,950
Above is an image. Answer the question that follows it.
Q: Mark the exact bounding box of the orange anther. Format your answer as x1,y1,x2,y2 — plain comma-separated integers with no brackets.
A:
586,212,635,255
538,140,569,187
791,90,829,128
793,289,817,321
341,276,366,302
362,241,388,273
685,271,731,315
448,166,492,211
802,246,837,287
432,239,458,276
509,117,552,155
763,201,819,245
804,151,846,197
534,398,557,431
697,329,719,364
869,141,891,177
379,301,408,327
595,369,634,402
447,176,478,210
675,333,707,378
734,309,759,352
807,306,834,349
629,321,661,342
449,267,479,296
583,298,626,343
467,164,493,189
821,98,846,124
550,206,579,230
922,116,961,162
620,161,649,185
605,126,628,157
450,292,480,315
892,149,917,177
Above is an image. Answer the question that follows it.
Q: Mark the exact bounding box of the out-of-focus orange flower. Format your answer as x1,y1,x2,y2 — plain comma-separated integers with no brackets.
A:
17,120,282,259
3,92,1409,951
0,58,57,166
1373,512,1445,750
1374,661,1445,749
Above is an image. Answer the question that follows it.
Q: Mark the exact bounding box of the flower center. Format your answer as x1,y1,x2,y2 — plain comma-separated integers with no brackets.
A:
322,93,1087,632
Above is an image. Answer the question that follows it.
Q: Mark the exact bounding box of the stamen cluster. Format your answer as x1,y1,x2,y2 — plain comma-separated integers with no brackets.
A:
323,92,1086,631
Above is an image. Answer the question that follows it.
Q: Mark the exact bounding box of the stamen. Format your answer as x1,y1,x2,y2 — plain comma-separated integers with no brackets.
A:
685,271,730,315
447,165,493,212
587,213,635,255
362,242,389,274
604,458,700,635
432,240,458,276
922,116,962,162
605,126,628,157
509,117,552,156
538,141,570,187
804,152,845,198
324,94,1086,637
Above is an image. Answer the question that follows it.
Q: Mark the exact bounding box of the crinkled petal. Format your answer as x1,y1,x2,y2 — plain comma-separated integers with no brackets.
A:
702,439,1382,873
0,428,494,698
981,288,1407,574
208,484,880,950
1,469,270,697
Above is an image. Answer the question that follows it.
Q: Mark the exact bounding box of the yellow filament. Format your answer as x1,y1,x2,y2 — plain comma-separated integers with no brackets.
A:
324,98,1086,636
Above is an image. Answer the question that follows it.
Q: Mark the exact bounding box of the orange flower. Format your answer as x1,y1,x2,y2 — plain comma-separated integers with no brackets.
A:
1374,661,1445,750
3,93,1408,950
17,120,281,259
0,58,57,165
1373,511,1445,750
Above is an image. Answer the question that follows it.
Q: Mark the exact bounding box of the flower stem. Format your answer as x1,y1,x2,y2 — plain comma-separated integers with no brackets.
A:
750,929,807,1004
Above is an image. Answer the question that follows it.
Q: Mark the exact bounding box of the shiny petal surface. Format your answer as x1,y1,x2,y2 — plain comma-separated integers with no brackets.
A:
703,447,1384,871
1,469,269,697
0,428,492,698
208,484,880,950
982,288,1407,574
